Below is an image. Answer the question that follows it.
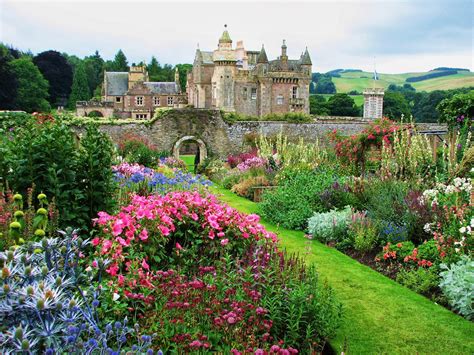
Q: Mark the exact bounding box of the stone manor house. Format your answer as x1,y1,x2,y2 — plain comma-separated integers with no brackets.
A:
187,27,312,116
76,66,187,119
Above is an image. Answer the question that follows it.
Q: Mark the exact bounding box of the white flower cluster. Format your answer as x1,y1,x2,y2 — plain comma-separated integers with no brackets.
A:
422,178,472,207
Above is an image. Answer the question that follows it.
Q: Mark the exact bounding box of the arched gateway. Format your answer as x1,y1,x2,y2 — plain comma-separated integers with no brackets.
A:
173,135,208,163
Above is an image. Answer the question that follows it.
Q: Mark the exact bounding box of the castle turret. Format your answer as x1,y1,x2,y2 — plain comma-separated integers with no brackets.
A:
218,24,232,50
300,47,312,76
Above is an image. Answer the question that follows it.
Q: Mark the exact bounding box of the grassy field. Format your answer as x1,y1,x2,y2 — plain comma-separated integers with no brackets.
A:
331,70,474,93
180,154,195,172
210,185,474,354
317,94,364,107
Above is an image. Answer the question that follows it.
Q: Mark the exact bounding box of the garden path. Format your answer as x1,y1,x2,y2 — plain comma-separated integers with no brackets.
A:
211,186,474,355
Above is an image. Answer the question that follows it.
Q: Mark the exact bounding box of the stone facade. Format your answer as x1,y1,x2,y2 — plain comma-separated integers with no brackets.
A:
187,27,312,117
76,66,187,118
363,87,384,119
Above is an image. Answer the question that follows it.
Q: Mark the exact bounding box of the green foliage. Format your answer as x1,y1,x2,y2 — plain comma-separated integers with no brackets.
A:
396,267,440,297
10,57,50,113
439,256,474,320
3,121,82,226
315,75,336,94
175,63,193,92
309,95,330,115
84,51,105,97
110,49,128,71
347,213,380,253
383,92,411,120
1,119,115,229
33,50,73,107
0,44,18,110
437,91,474,130
307,206,352,243
68,61,90,109
259,167,341,230
327,93,359,116
361,179,409,226
77,125,116,226
416,240,440,263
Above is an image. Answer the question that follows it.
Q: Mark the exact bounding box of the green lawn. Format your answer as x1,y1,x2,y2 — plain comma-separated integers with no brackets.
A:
210,185,474,354
332,70,474,93
180,154,195,173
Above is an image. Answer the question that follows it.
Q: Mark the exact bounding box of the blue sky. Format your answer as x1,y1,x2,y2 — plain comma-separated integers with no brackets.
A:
0,0,472,73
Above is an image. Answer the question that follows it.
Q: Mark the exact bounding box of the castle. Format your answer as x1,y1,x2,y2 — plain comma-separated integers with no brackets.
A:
186,26,312,116
76,65,187,119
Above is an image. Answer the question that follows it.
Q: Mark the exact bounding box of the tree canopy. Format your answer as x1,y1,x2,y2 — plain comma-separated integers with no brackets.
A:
315,75,336,94
68,61,90,109
10,57,50,112
383,92,411,120
33,50,73,107
0,44,18,110
327,94,359,116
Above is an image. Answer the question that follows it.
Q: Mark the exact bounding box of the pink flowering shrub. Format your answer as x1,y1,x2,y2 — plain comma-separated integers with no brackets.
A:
227,149,258,168
237,156,268,172
94,191,276,272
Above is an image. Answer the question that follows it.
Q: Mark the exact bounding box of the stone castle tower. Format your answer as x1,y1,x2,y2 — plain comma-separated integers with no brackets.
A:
187,26,312,116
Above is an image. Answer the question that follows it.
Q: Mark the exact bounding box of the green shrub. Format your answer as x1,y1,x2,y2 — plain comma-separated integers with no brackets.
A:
1,119,115,229
349,213,380,253
259,168,340,230
77,125,116,227
417,240,441,263
307,206,352,243
361,179,410,227
439,256,474,320
396,267,439,297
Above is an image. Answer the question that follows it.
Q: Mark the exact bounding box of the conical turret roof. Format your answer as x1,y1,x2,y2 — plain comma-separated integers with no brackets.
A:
257,45,268,63
301,47,312,65
219,25,232,43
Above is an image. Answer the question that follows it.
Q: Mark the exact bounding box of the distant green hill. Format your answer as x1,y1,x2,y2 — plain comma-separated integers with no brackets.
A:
329,69,474,93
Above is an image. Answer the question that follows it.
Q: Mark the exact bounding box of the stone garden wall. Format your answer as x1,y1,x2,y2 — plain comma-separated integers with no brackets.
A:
72,109,446,159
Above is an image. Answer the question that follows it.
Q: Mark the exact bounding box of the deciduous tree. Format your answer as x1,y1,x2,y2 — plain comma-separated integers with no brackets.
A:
10,57,50,112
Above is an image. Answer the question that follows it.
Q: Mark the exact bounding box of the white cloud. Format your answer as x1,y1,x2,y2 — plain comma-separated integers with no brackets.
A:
0,0,471,73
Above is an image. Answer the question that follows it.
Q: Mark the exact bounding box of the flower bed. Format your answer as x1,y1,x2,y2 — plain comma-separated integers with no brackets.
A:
91,191,342,353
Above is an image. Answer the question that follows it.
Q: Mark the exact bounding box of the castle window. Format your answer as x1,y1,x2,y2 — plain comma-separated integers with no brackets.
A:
243,87,248,99
167,96,174,105
153,97,160,106
276,95,284,105
136,96,144,106
292,86,298,99
115,96,122,103
251,88,257,100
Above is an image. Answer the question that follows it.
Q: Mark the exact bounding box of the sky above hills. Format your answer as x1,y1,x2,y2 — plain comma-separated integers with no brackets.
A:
0,0,472,73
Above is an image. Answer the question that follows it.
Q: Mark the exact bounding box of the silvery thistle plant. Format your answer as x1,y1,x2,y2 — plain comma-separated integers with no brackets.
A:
0,228,153,354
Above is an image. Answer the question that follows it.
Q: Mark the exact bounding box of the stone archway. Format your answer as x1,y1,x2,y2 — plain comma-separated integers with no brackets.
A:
87,110,104,118
173,135,207,163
